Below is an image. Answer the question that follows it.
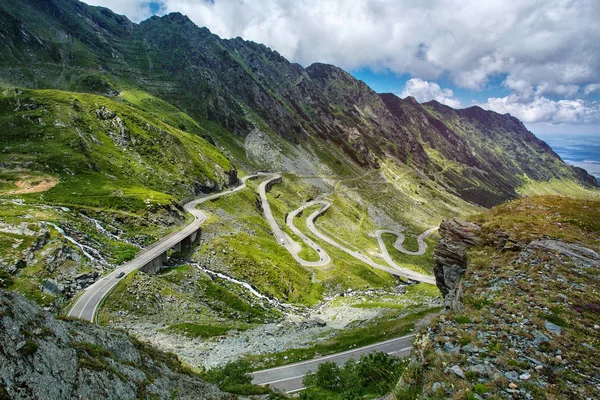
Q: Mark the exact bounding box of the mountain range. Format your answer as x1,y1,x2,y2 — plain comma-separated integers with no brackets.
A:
1,0,599,399
0,0,595,210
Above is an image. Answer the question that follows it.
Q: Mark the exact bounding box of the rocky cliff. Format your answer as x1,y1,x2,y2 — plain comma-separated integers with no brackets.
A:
403,195,600,399
433,218,480,310
0,288,230,399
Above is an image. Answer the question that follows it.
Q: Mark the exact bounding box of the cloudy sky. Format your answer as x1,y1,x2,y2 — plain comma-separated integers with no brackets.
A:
83,0,600,139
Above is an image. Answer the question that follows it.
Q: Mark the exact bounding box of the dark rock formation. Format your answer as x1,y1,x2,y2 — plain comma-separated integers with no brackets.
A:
433,218,481,310
0,289,229,400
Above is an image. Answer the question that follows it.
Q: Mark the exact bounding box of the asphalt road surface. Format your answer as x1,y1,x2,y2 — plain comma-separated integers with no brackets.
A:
67,175,258,322
298,200,436,284
376,227,438,256
251,333,415,393
258,173,331,267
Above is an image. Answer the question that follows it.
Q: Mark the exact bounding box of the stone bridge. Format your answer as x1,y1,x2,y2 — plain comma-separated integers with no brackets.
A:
139,229,200,274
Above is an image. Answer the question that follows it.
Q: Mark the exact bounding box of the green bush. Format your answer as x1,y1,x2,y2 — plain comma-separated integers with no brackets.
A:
201,360,269,395
19,340,38,356
473,383,488,394
0,270,13,288
458,336,471,346
394,384,420,400
454,315,472,324
301,352,408,399
167,323,231,338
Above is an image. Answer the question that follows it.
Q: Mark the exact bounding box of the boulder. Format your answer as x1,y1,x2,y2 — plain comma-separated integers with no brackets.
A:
526,240,600,266
41,279,64,296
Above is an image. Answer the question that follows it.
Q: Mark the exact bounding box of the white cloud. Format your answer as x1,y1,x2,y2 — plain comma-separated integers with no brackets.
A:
400,79,461,108
584,84,600,96
535,82,580,98
481,94,600,124
82,0,600,96
503,76,534,98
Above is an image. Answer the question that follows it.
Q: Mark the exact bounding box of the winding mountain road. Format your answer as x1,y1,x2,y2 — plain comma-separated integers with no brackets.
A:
65,172,437,396
257,173,436,284
251,333,415,393
376,228,438,256
67,174,259,322
299,201,436,284
69,172,436,322
258,173,331,267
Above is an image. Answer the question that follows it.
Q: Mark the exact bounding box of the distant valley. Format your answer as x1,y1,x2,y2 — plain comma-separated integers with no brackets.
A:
537,132,600,179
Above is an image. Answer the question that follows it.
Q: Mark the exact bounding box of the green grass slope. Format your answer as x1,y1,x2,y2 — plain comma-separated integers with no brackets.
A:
0,87,234,211
403,195,600,399
0,86,238,308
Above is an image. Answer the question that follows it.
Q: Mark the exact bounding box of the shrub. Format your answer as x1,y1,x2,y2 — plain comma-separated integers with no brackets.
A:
202,360,269,395
487,340,501,352
473,383,488,394
302,352,409,398
19,340,38,356
167,323,231,338
454,315,472,324
0,270,13,288
458,336,471,346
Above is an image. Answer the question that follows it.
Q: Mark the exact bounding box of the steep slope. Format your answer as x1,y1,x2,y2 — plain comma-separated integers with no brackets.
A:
0,87,238,311
380,94,594,206
397,195,600,399
0,0,595,207
0,88,236,211
0,288,229,399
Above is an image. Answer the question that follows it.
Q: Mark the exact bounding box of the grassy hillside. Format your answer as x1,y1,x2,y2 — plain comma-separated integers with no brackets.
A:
401,195,600,399
0,87,234,210
0,86,238,308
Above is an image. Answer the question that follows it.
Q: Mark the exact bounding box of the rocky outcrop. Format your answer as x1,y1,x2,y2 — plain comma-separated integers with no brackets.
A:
96,106,132,147
407,197,600,399
433,218,480,310
0,289,229,400
524,239,600,266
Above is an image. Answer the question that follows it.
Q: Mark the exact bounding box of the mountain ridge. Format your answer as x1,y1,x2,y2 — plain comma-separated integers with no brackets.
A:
0,0,595,209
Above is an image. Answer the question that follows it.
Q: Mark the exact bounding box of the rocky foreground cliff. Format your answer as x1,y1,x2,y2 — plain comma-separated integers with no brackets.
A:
397,195,600,399
0,288,232,399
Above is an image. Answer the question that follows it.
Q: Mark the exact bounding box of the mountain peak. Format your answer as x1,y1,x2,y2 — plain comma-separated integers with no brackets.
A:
403,95,419,105
306,62,351,80
159,11,194,25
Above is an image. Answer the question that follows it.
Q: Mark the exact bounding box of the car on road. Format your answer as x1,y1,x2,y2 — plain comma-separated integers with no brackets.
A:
116,272,125,279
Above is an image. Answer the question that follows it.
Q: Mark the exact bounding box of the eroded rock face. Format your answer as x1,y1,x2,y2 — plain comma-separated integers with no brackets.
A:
96,107,131,147
0,289,228,400
433,218,481,310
